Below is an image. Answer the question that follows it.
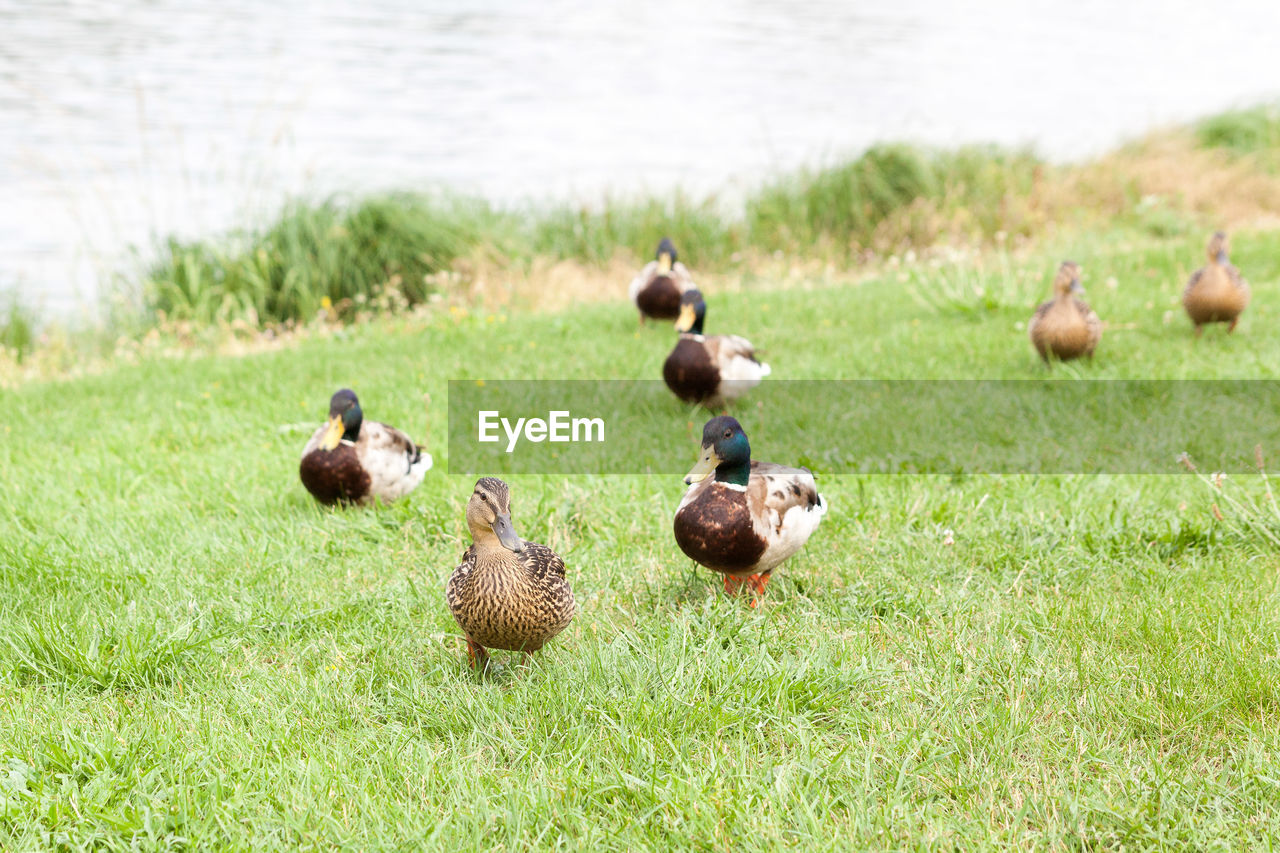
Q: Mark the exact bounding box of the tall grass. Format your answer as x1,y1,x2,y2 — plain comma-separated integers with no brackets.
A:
0,292,35,361
137,103,1280,329
1195,103,1280,162
142,145,1045,327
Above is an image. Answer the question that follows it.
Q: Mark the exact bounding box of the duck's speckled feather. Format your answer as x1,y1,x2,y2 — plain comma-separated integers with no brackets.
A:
446,542,575,652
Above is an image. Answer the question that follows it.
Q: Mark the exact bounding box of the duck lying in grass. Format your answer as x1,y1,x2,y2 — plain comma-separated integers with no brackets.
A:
447,477,576,670
1183,231,1250,335
299,389,430,505
629,237,696,323
1028,261,1102,363
674,417,827,605
663,289,770,409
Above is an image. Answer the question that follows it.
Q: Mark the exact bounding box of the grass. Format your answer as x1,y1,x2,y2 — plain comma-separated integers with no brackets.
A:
135,104,1280,332
3,221,1280,848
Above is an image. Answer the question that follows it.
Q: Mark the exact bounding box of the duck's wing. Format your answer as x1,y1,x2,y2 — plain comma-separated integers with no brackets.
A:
707,334,772,383
356,421,431,500
446,546,478,613
518,542,568,580
746,461,828,571
671,261,698,292
749,462,824,531
1225,262,1250,294
1183,266,1205,299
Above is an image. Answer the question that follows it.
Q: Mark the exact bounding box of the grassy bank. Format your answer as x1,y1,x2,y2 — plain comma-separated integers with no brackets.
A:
129,106,1280,330
3,221,1280,846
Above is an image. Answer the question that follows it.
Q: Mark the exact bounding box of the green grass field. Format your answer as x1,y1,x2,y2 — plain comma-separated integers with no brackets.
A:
3,224,1280,849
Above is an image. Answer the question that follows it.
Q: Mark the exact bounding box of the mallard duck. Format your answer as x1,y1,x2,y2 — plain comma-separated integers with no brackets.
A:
1183,231,1250,335
629,237,696,323
446,477,576,669
673,416,827,604
299,388,430,505
1028,261,1102,362
663,289,770,408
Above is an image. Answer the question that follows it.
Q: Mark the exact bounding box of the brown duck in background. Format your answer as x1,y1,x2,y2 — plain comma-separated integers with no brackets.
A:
1028,261,1102,363
1183,231,1250,335
446,477,576,670
629,237,696,323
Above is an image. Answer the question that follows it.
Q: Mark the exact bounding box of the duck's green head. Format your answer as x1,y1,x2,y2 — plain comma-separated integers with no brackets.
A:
321,388,363,450
1208,231,1229,264
684,416,751,487
674,288,706,335
656,237,678,273
467,476,524,552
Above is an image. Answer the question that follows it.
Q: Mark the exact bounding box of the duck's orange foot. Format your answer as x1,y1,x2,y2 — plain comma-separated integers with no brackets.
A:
722,572,771,606
465,637,490,671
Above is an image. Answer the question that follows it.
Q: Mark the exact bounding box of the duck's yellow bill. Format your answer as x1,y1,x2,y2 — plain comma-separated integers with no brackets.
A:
320,415,345,450
675,302,696,332
658,252,673,274
684,448,721,485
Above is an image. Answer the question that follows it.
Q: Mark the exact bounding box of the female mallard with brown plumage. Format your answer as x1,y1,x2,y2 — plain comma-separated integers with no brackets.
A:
447,477,576,669
1028,261,1102,363
1183,231,1250,335
299,388,431,505
674,417,827,605
629,237,696,323
663,289,770,409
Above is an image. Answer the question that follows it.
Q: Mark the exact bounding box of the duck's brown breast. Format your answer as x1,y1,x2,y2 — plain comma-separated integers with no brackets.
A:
664,338,720,403
1029,298,1100,361
447,545,575,652
636,275,682,319
674,485,768,575
300,445,371,504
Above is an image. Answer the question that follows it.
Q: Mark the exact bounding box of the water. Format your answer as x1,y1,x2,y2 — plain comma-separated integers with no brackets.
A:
3,0,1278,318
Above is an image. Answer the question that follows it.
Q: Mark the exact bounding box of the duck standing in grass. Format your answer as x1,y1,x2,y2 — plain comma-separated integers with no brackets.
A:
1183,231,1250,335
663,289,770,409
674,417,827,605
299,389,430,505
447,477,576,670
629,237,696,323
1028,261,1102,363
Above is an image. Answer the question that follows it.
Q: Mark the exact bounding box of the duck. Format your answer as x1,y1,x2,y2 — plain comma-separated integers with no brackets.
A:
629,237,696,323
1183,231,1250,335
299,388,431,505
1028,261,1102,363
663,289,771,409
446,477,576,669
673,416,827,604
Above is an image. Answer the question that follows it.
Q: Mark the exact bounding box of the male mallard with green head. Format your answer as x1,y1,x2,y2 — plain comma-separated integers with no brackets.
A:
299,389,430,505
674,417,827,604
1183,231,1250,335
663,289,770,409
1028,261,1102,362
629,237,696,323
447,477,576,669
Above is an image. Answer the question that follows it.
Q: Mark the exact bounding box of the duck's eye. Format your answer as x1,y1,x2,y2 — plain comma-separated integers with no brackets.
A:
724,430,732,439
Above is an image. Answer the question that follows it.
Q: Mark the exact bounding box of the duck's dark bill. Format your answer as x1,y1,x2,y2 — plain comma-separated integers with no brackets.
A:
493,513,524,552
448,379,1280,476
